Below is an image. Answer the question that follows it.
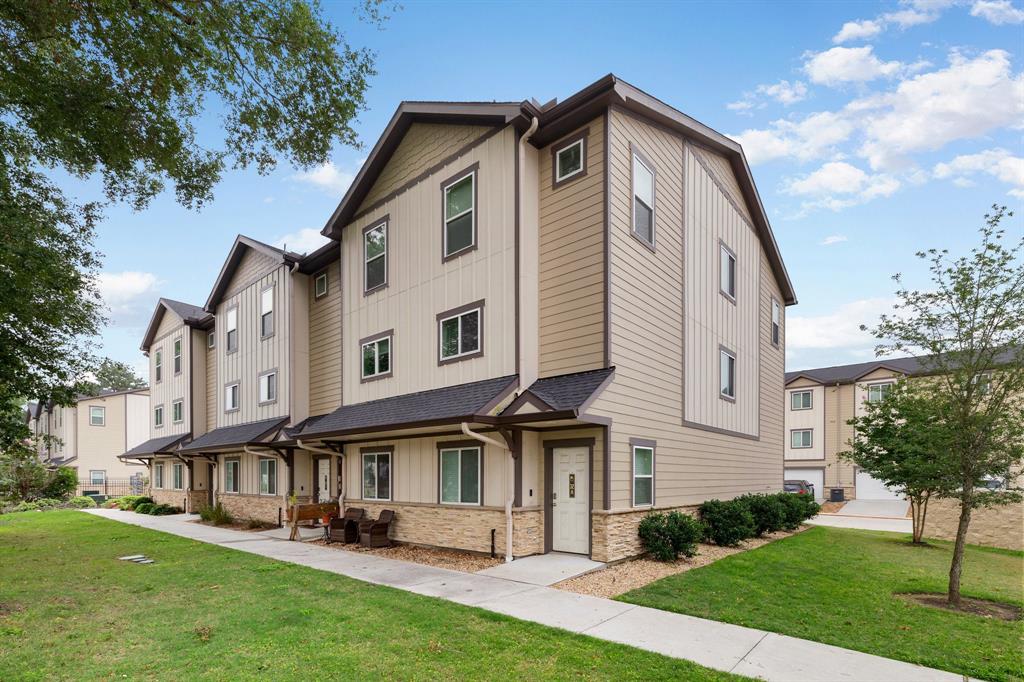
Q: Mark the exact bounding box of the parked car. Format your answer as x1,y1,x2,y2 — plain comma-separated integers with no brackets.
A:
784,479,815,498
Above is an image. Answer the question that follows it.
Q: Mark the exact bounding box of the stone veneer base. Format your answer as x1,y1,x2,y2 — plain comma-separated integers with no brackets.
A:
925,498,1023,550
591,505,700,563
216,493,287,526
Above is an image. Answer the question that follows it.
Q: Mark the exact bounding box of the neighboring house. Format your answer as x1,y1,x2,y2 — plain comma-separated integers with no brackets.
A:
121,75,796,563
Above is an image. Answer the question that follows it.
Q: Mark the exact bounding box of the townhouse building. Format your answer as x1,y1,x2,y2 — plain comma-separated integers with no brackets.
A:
123,75,797,563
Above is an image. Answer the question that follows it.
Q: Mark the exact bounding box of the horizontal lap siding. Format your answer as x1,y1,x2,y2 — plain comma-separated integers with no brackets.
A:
538,117,606,377
308,258,342,416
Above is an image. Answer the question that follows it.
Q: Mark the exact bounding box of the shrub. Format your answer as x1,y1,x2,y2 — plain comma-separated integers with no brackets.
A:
198,503,233,526
148,504,182,516
134,502,156,515
67,495,97,509
699,499,755,546
776,492,820,530
33,498,63,509
638,511,704,561
39,467,78,500
116,496,151,511
738,494,787,537
11,501,41,512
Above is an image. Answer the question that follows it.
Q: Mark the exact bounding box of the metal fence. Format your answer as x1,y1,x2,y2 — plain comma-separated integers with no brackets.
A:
76,474,147,498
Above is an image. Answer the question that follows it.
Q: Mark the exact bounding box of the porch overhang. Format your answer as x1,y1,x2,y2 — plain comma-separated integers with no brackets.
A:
119,433,192,465
177,417,289,456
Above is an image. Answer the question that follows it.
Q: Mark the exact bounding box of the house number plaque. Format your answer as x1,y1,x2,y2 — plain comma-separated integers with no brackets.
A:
568,473,576,498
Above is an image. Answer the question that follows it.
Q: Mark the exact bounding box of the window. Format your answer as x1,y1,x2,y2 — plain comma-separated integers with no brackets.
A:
632,152,654,245
259,371,277,404
172,399,183,423
314,271,329,299
208,330,215,349
260,286,274,338
867,383,892,403
554,136,585,185
632,445,654,506
438,304,482,363
720,243,737,300
173,337,182,374
364,221,387,292
720,349,736,400
259,458,277,495
772,299,781,346
225,307,238,352
172,462,183,490
154,405,164,428
224,459,239,493
90,470,106,486
361,335,391,380
439,446,481,505
225,383,239,411
154,350,162,382
89,406,105,426
154,463,164,489
791,391,812,410
362,451,391,501
972,372,992,396
791,430,813,449
443,168,476,259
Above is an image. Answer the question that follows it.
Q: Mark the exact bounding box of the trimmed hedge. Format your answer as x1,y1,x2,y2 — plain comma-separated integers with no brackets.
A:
737,493,787,537
699,492,819,546
638,511,705,561
67,496,97,509
778,492,820,530
134,502,156,515
699,499,755,546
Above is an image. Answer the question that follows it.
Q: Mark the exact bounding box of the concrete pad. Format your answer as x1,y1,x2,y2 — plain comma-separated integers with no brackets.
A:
584,604,767,671
836,499,909,518
479,586,635,633
477,552,605,586
408,572,537,606
808,515,912,533
731,632,966,682
255,525,324,541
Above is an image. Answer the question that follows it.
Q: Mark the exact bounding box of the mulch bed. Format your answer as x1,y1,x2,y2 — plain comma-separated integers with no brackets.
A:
310,539,503,573
898,593,1022,621
818,501,846,514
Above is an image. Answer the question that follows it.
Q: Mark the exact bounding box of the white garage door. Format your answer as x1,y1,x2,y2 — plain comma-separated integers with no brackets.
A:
855,470,904,501
785,468,824,501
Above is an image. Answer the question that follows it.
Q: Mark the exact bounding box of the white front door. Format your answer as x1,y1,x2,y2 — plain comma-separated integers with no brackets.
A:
552,447,589,554
316,458,331,502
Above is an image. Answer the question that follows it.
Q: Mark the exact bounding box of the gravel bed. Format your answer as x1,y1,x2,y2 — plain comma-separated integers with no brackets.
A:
310,539,503,573
554,527,806,598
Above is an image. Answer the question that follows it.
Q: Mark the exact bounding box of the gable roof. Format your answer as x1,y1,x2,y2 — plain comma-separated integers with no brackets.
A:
319,74,795,305
503,368,615,415
120,433,191,460
785,348,1020,386
179,416,290,454
204,235,303,311
140,297,212,352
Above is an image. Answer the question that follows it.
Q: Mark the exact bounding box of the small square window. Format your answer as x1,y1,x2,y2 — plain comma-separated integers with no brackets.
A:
89,406,105,426
720,243,737,300
438,306,481,363
314,271,329,299
259,372,277,403
225,383,240,411
554,137,585,184
791,430,813,449
361,336,392,380
720,349,736,400
867,383,892,403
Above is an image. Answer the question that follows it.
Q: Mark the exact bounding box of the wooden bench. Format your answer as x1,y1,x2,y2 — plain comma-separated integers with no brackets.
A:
288,501,339,541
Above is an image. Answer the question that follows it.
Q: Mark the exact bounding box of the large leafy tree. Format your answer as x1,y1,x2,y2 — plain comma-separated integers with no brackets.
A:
83,358,147,394
0,1,382,415
865,205,1023,606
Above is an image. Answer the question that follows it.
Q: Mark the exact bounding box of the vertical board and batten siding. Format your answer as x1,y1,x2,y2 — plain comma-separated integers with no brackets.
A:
149,310,190,438
308,257,343,416
537,117,606,377
189,328,208,437
206,327,217,431
341,127,518,404
216,249,291,427
587,108,783,510
358,123,493,212
691,147,754,225
684,145,760,437
219,450,286,498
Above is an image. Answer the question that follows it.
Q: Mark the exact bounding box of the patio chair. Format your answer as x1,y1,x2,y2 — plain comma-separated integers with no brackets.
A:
358,509,395,548
328,507,364,544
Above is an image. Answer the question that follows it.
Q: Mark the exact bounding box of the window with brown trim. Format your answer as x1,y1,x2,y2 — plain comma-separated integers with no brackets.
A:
720,242,737,301
771,298,781,346
442,167,476,260
362,451,391,501
632,151,655,247
720,349,736,400
364,219,387,293
439,446,481,505
361,334,391,380
791,429,813,449
314,271,329,299
553,132,587,187
438,302,483,364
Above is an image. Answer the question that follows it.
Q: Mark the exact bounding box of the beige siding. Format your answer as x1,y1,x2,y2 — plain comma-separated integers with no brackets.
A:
308,258,342,415
149,312,190,439
537,117,606,377
690,145,754,224
823,383,857,490
189,328,208,437
206,327,217,431
784,384,825,460
217,450,287,499
359,122,493,212
76,394,145,478
341,127,518,404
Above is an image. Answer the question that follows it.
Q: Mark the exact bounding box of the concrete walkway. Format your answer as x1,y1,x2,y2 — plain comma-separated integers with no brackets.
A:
83,509,966,682
808,514,913,533
477,552,604,586
839,499,910,518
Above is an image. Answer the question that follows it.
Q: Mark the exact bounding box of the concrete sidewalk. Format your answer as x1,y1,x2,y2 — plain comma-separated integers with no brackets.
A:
83,509,966,682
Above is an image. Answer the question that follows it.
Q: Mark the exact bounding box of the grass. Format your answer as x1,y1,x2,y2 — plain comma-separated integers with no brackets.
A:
619,525,1024,682
0,512,738,681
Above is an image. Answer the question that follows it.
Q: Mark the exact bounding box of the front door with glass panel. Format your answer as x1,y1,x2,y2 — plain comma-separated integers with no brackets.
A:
552,447,589,554
316,458,331,503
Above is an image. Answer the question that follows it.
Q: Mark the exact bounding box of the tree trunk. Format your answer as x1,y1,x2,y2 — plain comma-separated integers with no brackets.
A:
947,493,973,607
910,497,923,543
919,493,930,543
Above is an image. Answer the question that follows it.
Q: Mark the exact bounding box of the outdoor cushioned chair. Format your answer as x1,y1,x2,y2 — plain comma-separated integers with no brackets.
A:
328,507,364,544
358,509,395,548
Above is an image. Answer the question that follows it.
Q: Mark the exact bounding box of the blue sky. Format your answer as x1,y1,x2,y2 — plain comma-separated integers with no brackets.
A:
83,0,1023,377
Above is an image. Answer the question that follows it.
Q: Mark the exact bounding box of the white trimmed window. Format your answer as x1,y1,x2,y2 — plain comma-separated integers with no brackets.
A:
225,383,239,411
555,138,585,183
361,336,391,379
443,171,475,258
208,330,215,349
439,307,481,361
90,406,105,426
791,391,812,410
260,286,274,338
154,463,164,489
772,299,781,346
90,470,106,486
868,383,892,403
259,371,277,403
362,452,391,501
154,405,164,428
172,399,183,424
720,243,737,300
259,458,277,495
439,446,481,505
224,459,239,493
720,349,736,399
314,271,329,299
154,350,162,382
364,222,387,292
791,429,813,449
632,153,654,245
173,337,182,374
172,462,184,490
632,446,654,506
225,307,238,352
972,372,992,396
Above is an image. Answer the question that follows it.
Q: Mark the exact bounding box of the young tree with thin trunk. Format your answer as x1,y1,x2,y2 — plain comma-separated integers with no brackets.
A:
864,205,1023,607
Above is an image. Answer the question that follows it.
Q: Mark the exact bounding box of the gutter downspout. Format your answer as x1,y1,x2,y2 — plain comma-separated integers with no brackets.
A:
297,440,345,509
462,422,515,563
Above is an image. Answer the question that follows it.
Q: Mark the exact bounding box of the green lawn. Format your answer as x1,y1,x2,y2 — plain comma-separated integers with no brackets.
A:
620,526,1024,682
0,512,737,681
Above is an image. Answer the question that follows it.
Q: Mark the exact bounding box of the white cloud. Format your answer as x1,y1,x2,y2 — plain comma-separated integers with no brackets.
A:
970,0,1024,23
291,161,356,195
820,235,849,246
758,80,809,105
833,19,883,43
733,110,856,165
273,227,332,255
787,298,895,350
933,148,1024,195
727,99,755,112
881,8,940,27
97,271,160,327
783,161,900,214
804,46,906,85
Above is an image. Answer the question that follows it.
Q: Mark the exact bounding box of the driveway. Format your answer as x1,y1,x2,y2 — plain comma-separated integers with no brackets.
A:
839,499,909,518
809,498,912,533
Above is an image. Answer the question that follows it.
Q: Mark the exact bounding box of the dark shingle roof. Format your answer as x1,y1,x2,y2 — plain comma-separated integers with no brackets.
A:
299,375,519,438
162,298,209,323
786,349,1020,385
179,417,289,453
121,433,191,459
521,367,615,411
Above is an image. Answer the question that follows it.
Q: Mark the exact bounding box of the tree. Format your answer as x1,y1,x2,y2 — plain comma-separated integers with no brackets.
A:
82,358,146,394
864,205,1024,606
0,1,384,412
841,380,950,543
0,441,48,503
